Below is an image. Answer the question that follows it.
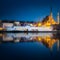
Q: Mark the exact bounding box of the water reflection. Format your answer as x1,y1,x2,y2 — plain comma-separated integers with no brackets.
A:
0,32,60,51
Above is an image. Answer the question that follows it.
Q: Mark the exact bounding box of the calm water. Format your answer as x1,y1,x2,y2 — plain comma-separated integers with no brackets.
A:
0,32,60,60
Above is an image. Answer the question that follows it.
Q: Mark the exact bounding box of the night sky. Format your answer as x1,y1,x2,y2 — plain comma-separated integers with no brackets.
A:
0,0,60,21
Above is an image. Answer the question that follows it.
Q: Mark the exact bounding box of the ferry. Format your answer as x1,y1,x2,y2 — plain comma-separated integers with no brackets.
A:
6,25,53,31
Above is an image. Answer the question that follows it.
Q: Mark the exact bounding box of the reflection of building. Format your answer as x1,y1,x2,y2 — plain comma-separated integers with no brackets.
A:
0,33,59,48
3,34,13,42
30,36,57,49
0,32,60,51
56,36,60,51
41,36,57,48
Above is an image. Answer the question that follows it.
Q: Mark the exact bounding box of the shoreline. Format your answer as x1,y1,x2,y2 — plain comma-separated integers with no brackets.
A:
0,31,60,33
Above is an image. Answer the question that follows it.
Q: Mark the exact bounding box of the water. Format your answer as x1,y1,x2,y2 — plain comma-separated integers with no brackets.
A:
0,32,60,60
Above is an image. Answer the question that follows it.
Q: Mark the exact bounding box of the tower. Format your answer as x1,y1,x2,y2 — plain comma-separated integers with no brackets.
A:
50,7,53,18
57,12,59,24
50,0,53,18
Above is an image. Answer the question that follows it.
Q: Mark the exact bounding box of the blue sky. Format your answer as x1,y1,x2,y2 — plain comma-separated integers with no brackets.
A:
0,0,60,21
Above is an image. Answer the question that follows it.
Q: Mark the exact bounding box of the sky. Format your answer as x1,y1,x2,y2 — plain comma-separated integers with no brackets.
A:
0,0,60,21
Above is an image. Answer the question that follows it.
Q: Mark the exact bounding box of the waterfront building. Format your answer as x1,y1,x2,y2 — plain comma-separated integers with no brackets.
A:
0,20,5,31
41,9,57,27
3,23,13,28
14,21,21,26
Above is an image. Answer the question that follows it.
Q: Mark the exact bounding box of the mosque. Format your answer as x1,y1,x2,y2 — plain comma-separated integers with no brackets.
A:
37,8,59,27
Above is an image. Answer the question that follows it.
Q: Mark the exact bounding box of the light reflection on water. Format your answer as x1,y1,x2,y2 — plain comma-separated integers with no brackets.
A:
0,33,60,50
0,32,60,60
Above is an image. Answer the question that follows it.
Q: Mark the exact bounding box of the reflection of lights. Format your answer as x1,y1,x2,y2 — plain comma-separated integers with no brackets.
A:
33,36,57,48
36,36,41,41
3,36,13,41
37,37,41,41
0,34,3,37
14,38,20,43
0,33,59,50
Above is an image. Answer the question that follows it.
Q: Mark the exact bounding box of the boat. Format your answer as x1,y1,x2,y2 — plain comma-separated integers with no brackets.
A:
5,25,53,31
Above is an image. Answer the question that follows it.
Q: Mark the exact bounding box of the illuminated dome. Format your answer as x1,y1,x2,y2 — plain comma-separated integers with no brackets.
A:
42,15,57,27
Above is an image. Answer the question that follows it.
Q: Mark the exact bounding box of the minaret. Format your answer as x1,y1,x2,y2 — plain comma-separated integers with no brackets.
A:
50,7,53,18
50,0,53,18
57,12,59,24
